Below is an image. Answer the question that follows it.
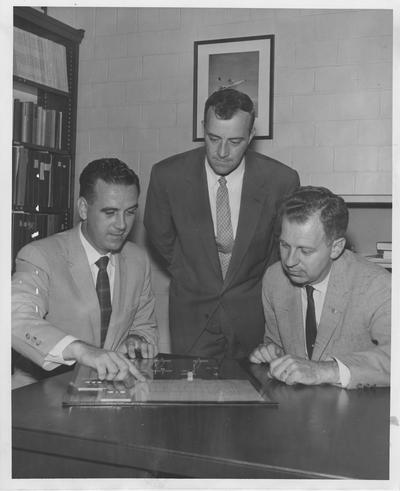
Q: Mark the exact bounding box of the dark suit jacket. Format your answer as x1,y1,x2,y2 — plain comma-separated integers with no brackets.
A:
262,250,391,388
144,146,299,357
12,225,158,370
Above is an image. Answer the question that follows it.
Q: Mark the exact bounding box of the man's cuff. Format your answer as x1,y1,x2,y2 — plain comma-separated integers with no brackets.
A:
333,357,351,388
43,335,79,369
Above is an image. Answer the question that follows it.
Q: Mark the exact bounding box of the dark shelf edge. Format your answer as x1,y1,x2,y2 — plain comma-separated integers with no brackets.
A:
14,7,85,44
14,75,71,98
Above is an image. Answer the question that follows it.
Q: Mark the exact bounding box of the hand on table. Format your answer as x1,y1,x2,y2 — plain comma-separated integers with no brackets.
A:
122,335,158,360
267,355,340,386
63,340,145,381
249,342,284,364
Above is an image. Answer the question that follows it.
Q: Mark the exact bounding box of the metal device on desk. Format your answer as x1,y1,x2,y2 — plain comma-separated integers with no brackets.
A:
63,355,277,406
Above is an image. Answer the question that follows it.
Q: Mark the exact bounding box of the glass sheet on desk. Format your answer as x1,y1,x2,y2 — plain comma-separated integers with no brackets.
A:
63,357,276,406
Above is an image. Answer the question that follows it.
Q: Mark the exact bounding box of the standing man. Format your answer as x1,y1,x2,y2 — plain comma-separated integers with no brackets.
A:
12,158,158,383
144,89,299,358
249,186,390,388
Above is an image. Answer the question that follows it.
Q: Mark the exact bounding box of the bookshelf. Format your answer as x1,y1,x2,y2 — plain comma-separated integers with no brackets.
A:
12,7,84,269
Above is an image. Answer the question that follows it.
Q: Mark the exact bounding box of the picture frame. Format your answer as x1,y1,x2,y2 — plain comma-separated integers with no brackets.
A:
193,34,275,141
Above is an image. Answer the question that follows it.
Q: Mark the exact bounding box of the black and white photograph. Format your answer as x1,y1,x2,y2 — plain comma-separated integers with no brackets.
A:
1,1,399,490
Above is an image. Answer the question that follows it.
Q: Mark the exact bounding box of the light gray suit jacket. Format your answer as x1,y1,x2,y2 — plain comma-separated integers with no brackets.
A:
262,250,391,388
12,225,158,370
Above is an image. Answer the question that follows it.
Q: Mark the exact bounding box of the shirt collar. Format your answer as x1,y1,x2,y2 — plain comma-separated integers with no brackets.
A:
306,268,332,295
79,222,115,267
205,156,245,185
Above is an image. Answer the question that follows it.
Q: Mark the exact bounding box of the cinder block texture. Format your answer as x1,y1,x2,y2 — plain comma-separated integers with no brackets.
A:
49,6,391,200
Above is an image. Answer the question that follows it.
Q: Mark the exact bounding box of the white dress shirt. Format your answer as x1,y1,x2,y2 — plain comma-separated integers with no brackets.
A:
43,222,116,367
205,157,245,238
301,271,351,387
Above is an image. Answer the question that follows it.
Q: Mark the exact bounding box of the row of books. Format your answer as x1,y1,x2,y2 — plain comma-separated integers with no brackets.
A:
12,212,68,265
13,99,63,150
13,146,71,212
14,27,69,92
364,241,392,268
376,241,392,260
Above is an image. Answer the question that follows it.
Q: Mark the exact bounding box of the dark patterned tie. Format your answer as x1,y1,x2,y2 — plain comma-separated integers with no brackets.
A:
305,285,317,359
216,176,234,279
95,256,112,347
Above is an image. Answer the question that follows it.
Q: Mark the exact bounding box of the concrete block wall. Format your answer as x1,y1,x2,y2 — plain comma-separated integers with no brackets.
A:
47,7,393,352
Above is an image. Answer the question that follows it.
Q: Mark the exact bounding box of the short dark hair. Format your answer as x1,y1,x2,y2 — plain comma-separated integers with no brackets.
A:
204,88,255,132
79,158,140,203
277,186,349,242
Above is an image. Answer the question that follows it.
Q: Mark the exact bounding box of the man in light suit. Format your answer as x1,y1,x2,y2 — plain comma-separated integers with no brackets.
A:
144,89,299,358
12,158,158,383
250,186,390,389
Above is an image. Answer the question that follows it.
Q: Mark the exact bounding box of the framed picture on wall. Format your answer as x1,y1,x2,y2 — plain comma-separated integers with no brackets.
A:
193,34,275,141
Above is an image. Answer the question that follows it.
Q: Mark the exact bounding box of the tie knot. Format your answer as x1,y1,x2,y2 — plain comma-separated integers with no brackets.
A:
218,176,227,186
305,285,314,298
96,256,109,270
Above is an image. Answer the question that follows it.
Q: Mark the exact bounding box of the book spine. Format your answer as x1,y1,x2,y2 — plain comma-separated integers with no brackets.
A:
12,145,21,207
376,242,392,251
21,101,34,144
13,99,22,142
15,147,29,208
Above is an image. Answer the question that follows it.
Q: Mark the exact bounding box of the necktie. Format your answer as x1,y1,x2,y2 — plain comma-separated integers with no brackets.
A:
95,256,112,347
305,285,317,359
216,176,234,279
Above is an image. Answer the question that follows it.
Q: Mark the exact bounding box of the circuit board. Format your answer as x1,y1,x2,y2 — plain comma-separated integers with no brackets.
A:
63,356,276,406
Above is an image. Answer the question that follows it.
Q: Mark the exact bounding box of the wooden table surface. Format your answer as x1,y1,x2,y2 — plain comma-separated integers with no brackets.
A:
12,358,390,479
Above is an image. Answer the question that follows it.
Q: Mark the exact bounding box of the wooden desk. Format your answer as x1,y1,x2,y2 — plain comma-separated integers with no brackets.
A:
12,359,390,479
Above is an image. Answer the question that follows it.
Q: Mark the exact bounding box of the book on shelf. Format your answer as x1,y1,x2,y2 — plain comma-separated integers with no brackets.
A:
13,99,22,142
13,146,71,212
363,254,391,269
12,212,67,265
376,241,392,252
13,98,64,149
21,100,34,144
14,26,69,92
52,154,71,210
13,146,29,208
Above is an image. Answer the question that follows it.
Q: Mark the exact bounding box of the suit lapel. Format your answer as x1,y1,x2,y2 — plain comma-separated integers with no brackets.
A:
65,226,100,344
283,284,307,357
184,151,222,279
223,157,269,287
313,255,349,361
105,252,126,350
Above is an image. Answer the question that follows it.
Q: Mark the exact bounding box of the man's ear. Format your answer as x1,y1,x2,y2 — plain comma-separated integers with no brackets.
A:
77,197,88,221
330,237,346,260
249,125,256,143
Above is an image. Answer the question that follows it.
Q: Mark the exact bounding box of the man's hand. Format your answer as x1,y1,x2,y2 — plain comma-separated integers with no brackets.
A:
63,340,145,381
268,355,340,386
122,335,158,359
249,342,284,364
